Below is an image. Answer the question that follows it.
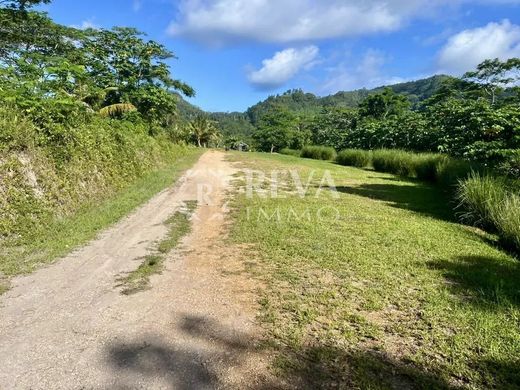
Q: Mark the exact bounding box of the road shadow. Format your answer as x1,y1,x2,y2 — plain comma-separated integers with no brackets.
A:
335,182,456,222
104,312,519,388
105,314,283,389
107,339,217,390
428,255,520,309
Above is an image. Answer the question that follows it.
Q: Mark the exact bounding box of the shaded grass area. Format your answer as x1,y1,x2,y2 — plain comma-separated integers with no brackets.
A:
0,149,203,292
227,152,520,389
119,200,197,295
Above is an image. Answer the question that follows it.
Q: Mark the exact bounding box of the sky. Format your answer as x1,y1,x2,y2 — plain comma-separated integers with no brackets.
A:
41,0,520,113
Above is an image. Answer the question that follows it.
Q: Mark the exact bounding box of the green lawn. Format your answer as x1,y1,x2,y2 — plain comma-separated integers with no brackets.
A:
228,152,520,389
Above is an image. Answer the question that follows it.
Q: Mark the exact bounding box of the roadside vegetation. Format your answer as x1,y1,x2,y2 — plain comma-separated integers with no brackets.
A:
0,0,212,288
229,151,520,389
119,201,197,295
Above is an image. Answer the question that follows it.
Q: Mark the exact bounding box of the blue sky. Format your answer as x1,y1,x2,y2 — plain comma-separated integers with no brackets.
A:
41,0,520,112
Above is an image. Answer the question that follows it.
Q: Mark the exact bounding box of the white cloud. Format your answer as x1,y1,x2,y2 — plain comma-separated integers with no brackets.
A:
248,46,319,90
438,20,520,75
167,0,520,46
322,50,393,92
72,19,99,30
168,0,417,45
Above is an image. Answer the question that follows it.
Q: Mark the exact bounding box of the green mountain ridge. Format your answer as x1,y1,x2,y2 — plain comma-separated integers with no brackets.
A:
177,75,452,140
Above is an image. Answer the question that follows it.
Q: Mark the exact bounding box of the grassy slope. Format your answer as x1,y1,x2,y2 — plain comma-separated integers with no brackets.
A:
228,152,520,389
0,149,203,282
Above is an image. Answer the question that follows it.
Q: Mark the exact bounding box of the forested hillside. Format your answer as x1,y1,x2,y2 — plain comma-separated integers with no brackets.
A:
245,75,451,125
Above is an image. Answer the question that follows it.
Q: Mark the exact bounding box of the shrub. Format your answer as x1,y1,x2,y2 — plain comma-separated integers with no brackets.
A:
279,148,301,157
301,145,337,161
336,149,371,168
0,108,193,242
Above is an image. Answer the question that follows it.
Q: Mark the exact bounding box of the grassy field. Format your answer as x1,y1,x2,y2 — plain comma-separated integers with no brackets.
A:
227,152,520,389
0,149,203,291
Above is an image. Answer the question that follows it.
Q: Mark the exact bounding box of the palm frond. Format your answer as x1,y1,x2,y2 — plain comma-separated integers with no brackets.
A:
99,103,137,118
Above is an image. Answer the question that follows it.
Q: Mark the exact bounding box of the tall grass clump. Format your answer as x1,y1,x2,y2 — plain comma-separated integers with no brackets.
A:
371,149,417,177
457,173,508,228
370,149,476,185
435,158,478,188
279,148,301,157
492,194,520,252
414,153,450,181
336,149,372,168
458,173,520,252
301,145,337,161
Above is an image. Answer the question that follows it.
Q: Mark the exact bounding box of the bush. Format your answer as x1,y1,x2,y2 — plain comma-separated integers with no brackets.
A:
336,149,371,168
301,145,337,161
279,148,301,157
0,108,192,241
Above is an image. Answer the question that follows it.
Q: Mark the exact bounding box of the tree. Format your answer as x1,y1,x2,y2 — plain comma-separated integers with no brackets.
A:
359,88,410,119
82,27,194,121
463,58,520,105
0,0,50,10
0,5,194,127
309,107,357,150
188,115,220,147
253,106,298,152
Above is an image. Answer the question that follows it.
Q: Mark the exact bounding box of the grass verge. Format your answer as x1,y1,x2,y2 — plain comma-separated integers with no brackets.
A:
227,151,520,389
119,200,197,295
0,149,203,292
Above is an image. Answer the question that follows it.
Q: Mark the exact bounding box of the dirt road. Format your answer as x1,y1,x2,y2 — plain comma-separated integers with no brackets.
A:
0,151,275,389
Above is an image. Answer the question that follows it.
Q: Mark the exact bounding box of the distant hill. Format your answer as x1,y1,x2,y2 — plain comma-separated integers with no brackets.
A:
175,94,204,120
246,75,452,125
176,75,453,139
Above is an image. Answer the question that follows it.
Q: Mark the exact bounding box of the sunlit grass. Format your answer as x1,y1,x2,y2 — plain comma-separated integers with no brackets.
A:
228,151,520,389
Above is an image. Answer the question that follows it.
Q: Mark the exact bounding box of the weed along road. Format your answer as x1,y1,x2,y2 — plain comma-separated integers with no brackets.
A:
0,151,274,389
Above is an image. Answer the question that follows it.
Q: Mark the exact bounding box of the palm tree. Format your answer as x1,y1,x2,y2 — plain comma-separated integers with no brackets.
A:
188,115,220,147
